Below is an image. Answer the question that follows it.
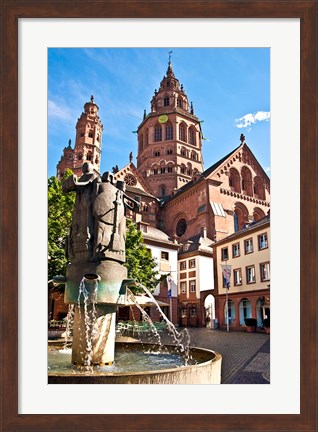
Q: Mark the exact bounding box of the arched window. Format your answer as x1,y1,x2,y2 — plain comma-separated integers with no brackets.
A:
163,96,170,106
166,148,173,155
167,164,173,173
190,151,198,160
86,152,92,161
188,127,196,146
253,207,266,222
154,125,162,142
165,123,173,140
239,298,252,325
177,98,183,108
253,176,266,200
88,130,94,138
233,203,249,231
241,166,253,196
229,168,241,193
179,122,187,142
181,147,187,157
224,299,235,325
180,164,186,174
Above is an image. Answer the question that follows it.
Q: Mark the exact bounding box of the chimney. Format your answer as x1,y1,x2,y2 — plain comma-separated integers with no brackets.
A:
201,226,207,238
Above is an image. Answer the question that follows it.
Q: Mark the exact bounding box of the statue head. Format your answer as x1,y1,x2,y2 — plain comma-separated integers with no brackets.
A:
101,171,114,184
82,162,94,174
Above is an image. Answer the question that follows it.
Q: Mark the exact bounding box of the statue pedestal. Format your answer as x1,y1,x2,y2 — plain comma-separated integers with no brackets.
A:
72,304,117,365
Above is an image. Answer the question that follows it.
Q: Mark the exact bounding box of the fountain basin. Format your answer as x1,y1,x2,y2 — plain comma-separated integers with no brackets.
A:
48,342,222,384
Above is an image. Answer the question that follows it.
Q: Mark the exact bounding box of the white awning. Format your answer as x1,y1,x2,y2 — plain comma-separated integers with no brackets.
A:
210,201,226,217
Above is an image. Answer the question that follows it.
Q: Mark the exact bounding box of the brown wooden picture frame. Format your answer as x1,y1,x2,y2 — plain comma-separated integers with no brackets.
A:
1,1,317,431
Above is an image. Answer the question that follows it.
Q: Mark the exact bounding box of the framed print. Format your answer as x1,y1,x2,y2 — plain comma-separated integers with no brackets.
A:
1,1,317,431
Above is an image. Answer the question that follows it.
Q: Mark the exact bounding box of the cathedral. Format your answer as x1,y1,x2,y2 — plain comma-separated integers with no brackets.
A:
56,59,270,328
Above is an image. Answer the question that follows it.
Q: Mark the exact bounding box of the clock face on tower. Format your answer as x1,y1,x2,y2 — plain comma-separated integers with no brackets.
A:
158,115,168,124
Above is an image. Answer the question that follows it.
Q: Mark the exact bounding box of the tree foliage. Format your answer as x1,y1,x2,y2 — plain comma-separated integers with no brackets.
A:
48,169,75,280
124,219,160,294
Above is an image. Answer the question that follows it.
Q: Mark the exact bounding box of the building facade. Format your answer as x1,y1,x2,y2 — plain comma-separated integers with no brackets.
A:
212,216,270,331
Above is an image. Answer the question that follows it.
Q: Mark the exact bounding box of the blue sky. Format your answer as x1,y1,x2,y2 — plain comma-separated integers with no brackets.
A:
48,48,270,178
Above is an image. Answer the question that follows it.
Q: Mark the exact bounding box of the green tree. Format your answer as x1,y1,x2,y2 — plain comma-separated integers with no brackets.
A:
48,169,75,280
124,219,160,294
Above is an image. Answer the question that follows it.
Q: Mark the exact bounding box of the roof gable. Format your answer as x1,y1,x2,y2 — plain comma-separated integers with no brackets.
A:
113,162,154,195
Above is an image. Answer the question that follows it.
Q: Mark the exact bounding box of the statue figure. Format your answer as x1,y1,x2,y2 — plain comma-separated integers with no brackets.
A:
129,151,133,163
92,173,140,262
63,162,98,261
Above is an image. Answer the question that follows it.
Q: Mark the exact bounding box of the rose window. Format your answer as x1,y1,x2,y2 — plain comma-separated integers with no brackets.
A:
124,174,137,186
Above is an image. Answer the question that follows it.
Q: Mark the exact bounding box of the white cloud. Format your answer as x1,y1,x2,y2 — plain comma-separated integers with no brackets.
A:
48,99,73,121
234,111,270,129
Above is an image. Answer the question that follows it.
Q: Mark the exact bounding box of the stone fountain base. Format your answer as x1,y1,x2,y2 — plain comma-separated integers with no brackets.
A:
48,342,222,384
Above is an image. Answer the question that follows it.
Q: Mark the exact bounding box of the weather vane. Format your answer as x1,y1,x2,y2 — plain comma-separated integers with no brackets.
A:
168,51,173,63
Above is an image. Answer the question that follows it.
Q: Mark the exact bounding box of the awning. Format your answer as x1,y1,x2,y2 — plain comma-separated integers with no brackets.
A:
117,294,169,308
210,201,226,217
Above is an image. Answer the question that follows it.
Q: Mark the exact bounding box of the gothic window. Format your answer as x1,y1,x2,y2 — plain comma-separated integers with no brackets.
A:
166,149,173,155
181,148,187,157
165,123,173,140
180,165,186,174
179,123,187,142
86,152,92,161
154,150,160,157
154,125,162,142
164,97,170,106
167,165,173,173
153,168,158,175
188,127,196,145
177,98,183,108
88,130,94,138
124,174,137,186
160,167,165,174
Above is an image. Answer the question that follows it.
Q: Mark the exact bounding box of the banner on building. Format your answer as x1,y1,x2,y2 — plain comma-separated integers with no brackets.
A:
221,265,232,289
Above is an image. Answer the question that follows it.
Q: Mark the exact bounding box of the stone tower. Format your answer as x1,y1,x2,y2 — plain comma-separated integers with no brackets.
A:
56,96,103,179
136,60,204,198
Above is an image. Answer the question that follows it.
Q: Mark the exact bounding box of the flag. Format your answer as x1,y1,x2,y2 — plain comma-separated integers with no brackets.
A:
221,265,232,289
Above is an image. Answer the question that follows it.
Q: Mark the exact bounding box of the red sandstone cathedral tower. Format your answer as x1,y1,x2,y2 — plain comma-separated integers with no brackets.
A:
136,60,204,198
56,95,103,179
